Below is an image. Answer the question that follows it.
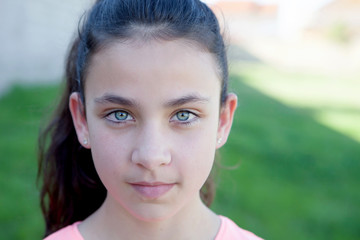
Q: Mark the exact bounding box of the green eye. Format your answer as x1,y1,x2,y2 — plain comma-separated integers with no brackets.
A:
115,111,128,120
176,111,190,121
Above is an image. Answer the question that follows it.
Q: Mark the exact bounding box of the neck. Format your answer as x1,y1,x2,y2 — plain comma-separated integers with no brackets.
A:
79,194,220,240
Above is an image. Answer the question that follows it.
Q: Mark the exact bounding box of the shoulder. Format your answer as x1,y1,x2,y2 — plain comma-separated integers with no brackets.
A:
43,222,84,240
215,216,264,240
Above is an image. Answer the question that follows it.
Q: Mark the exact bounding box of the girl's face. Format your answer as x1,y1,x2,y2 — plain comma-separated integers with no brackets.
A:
70,39,237,221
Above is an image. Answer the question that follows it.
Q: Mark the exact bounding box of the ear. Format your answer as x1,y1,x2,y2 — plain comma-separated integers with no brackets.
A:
216,93,237,149
69,92,91,149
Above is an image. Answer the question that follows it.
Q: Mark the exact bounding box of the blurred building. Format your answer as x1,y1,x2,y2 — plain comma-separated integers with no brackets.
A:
211,0,360,73
305,0,360,42
211,1,278,42
0,0,93,94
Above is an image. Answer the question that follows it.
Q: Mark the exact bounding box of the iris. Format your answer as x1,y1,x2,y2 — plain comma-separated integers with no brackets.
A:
176,111,190,121
114,111,128,121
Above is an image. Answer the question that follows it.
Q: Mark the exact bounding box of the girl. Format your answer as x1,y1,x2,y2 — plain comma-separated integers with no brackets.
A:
38,0,263,239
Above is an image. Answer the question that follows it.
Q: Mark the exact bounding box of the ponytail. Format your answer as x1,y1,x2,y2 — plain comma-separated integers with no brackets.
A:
38,37,106,237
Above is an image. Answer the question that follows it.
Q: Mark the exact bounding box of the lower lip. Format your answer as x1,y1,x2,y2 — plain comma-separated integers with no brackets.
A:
131,183,175,199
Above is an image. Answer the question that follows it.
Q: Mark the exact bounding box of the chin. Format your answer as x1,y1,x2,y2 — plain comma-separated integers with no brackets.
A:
128,202,180,222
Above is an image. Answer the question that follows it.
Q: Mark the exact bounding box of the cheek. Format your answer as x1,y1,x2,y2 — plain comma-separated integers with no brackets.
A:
176,118,218,184
87,123,131,180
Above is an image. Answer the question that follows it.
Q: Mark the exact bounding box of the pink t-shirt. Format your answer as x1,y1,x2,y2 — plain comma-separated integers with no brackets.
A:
215,216,263,240
44,216,263,240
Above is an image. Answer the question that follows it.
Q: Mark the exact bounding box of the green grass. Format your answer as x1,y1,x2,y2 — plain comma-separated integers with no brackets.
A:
0,84,60,239
212,64,360,239
231,63,360,142
1,65,359,239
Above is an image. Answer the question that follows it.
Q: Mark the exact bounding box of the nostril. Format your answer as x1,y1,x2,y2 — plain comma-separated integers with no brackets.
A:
131,147,171,170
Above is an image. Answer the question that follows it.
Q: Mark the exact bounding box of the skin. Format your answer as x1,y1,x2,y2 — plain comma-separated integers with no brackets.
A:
69,38,237,240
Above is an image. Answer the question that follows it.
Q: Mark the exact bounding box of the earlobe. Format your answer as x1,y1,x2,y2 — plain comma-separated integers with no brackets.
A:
69,92,91,149
216,93,237,149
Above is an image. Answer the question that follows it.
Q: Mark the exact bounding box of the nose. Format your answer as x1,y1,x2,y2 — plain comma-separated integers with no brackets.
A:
131,124,171,170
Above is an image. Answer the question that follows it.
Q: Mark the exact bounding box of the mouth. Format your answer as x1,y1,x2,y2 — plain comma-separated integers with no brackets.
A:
129,182,175,200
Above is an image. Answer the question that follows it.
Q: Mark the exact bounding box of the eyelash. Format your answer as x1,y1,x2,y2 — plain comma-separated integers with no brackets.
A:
104,110,199,126
105,110,134,124
170,110,199,126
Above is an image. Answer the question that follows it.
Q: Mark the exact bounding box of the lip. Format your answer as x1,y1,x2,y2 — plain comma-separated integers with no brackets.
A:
130,182,175,200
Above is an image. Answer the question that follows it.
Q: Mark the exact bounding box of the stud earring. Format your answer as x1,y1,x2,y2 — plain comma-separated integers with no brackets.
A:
217,137,222,144
83,138,88,145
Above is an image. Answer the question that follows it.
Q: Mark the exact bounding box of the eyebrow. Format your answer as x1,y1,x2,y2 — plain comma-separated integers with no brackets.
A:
164,94,210,107
94,94,139,107
94,93,210,108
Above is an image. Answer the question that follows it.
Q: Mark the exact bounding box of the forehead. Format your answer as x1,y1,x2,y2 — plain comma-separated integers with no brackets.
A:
85,39,221,104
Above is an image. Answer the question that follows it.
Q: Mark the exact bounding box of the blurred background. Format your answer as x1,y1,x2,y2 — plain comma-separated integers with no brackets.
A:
0,0,359,239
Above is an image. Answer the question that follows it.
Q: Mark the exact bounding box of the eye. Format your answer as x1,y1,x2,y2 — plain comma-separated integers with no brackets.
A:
170,110,198,124
106,110,134,123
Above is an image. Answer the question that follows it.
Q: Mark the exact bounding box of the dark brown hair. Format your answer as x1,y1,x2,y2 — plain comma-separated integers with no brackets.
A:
38,0,228,237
